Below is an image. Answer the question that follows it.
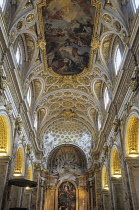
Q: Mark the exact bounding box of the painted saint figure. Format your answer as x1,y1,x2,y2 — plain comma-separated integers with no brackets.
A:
58,182,76,210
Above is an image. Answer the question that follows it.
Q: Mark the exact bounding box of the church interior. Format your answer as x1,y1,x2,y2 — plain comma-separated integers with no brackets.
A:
0,0,139,209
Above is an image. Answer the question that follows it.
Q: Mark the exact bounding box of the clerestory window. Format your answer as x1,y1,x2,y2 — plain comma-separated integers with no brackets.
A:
132,0,139,11
104,87,110,109
0,0,4,8
114,45,122,75
15,45,22,66
27,87,31,107
34,113,37,130
98,115,101,130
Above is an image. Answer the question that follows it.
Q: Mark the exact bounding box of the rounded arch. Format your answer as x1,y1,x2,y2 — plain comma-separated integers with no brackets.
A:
110,147,121,178
125,114,139,157
0,114,11,156
14,146,25,177
47,144,87,171
102,166,109,190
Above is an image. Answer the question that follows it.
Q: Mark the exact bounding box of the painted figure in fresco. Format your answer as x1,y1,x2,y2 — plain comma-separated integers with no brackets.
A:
58,182,76,210
42,0,96,75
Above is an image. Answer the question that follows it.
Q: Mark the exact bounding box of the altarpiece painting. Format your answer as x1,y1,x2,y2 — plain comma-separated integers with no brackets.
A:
58,181,76,210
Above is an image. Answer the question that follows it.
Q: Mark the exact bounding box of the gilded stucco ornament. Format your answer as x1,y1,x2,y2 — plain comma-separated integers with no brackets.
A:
5,103,13,116
34,162,41,170
26,13,35,24
130,67,139,92
0,69,7,91
121,30,128,43
37,37,46,51
113,118,120,132
124,103,132,115
113,21,121,33
10,28,17,42
17,20,24,31
15,117,23,132
61,109,75,121
102,13,112,24
23,0,32,10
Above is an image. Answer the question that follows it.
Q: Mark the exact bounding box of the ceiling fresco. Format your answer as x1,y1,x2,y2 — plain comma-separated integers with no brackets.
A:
42,0,96,75
8,0,129,170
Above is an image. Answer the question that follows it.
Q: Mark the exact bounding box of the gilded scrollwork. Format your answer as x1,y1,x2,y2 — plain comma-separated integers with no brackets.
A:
102,13,112,24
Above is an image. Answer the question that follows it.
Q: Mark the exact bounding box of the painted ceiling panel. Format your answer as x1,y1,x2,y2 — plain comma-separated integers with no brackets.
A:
42,0,96,75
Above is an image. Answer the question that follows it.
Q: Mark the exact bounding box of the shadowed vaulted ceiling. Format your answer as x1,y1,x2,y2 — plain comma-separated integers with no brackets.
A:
9,0,128,169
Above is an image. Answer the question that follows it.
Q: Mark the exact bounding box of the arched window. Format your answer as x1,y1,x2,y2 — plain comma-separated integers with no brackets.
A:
102,167,109,190
0,115,10,156
0,0,4,8
104,87,110,109
111,148,121,178
14,147,24,176
98,115,101,130
27,86,31,107
34,113,38,130
15,45,22,66
133,0,139,11
114,45,122,74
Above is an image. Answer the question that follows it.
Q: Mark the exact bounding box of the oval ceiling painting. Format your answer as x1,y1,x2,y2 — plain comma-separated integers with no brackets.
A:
42,0,96,75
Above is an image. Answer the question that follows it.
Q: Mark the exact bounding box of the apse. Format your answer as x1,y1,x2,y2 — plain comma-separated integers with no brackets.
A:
42,119,93,168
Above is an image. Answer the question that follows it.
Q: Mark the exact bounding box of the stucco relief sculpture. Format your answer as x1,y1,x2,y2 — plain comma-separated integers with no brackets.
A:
50,147,84,182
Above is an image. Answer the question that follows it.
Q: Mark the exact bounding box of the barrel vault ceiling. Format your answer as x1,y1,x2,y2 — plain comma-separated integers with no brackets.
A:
8,0,129,168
